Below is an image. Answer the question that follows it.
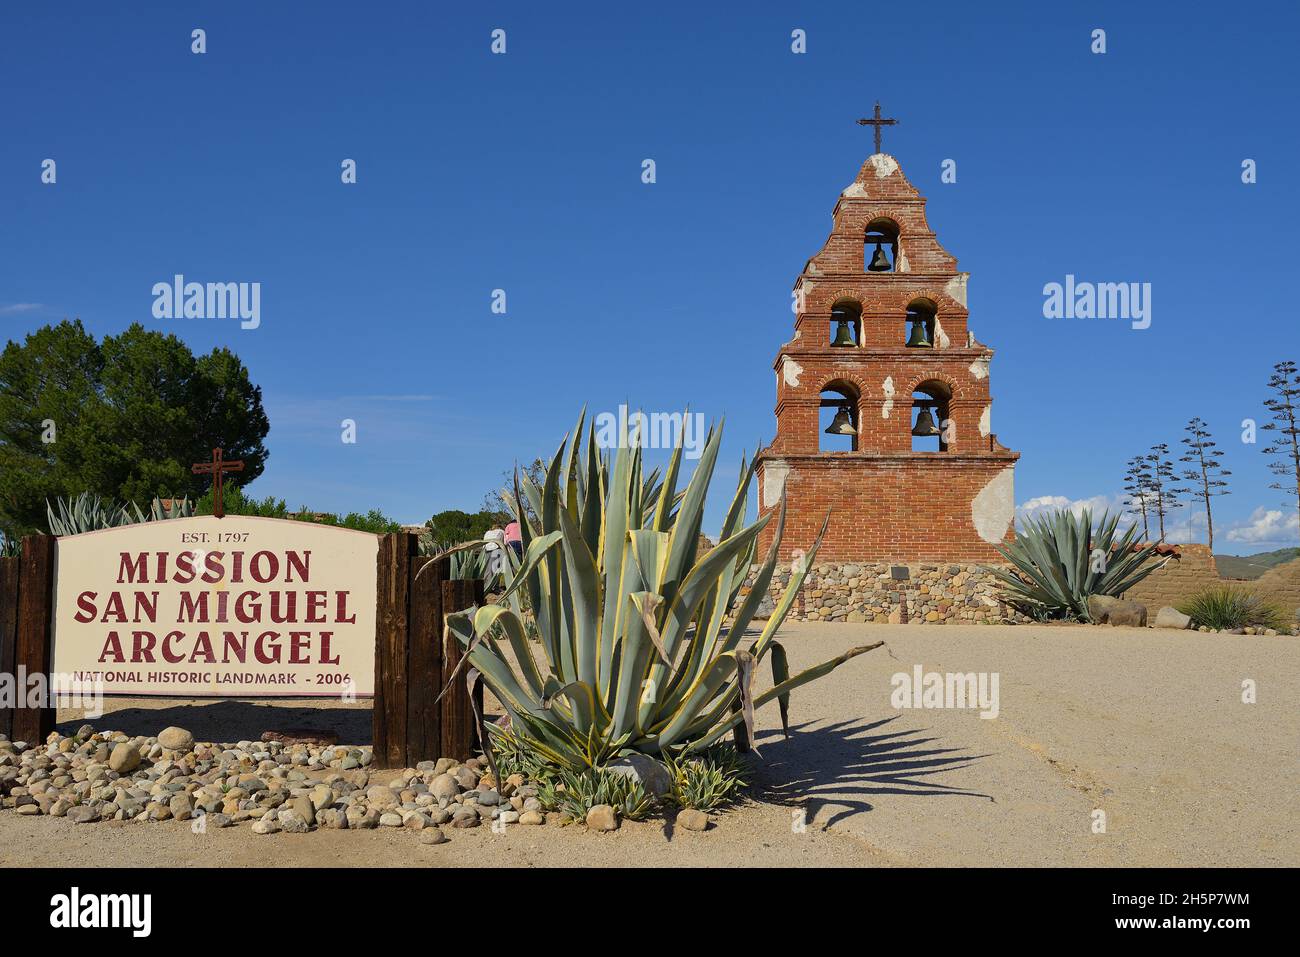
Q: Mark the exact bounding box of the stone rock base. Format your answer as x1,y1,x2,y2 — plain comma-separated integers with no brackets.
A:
742,561,1028,625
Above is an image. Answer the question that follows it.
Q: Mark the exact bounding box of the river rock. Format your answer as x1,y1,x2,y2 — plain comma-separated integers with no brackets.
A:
429,773,460,800
676,809,710,831
606,754,672,797
157,727,194,751
1087,595,1147,627
108,743,141,774
366,785,400,808
586,804,618,832
1153,606,1192,629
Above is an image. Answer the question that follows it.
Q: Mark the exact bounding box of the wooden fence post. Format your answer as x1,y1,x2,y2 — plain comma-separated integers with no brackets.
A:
373,531,417,768
440,578,485,761
373,536,486,768
12,535,55,744
406,554,448,766
0,554,20,740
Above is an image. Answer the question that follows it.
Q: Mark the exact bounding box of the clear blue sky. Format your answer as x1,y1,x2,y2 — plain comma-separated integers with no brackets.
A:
3,1,1298,553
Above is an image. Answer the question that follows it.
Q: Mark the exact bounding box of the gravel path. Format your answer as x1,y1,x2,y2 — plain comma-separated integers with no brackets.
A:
2,622,1295,867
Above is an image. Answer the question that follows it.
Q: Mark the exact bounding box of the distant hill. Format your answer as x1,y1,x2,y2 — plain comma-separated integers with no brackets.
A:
1215,547,1300,580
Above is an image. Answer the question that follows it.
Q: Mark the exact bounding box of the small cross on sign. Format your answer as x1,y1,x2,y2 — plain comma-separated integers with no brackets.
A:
856,101,898,155
192,447,244,518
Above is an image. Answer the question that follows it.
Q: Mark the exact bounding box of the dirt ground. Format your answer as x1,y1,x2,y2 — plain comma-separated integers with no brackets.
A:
2,621,1296,868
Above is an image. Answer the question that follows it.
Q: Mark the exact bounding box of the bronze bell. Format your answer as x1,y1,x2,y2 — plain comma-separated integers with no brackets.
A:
906,316,932,348
830,318,856,347
825,405,857,436
911,406,940,437
867,243,891,272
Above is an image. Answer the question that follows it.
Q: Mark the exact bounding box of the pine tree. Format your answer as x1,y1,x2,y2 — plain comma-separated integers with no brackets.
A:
1143,443,1184,542
1123,455,1153,540
1262,360,1300,541
1179,418,1230,552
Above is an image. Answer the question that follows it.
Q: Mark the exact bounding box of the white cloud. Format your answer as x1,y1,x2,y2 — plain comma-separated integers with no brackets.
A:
0,303,43,315
1225,507,1300,546
1016,493,1128,524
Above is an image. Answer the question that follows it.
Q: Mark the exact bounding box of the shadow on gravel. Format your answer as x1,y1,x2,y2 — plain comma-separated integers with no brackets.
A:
56,700,372,745
748,715,993,828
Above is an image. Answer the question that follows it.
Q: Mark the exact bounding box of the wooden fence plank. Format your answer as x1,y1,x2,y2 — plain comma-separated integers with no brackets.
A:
440,578,485,761
405,555,447,764
12,535,55,744
0,555,19,740
372,532,417,768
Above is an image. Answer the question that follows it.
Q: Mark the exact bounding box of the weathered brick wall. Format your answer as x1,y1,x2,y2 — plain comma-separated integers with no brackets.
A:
1120,545,1220,610
742,560,1028,625
756,453,1016,562
1249,556,1300,614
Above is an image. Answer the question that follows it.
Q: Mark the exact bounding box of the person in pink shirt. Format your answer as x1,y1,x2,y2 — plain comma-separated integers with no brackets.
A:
504,520,522,557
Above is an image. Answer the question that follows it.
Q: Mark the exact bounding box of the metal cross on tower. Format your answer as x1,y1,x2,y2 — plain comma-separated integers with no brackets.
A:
856,101,898,155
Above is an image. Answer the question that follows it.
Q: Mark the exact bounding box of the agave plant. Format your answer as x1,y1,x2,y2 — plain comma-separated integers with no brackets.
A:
986,507,1167,621
442,410,881,771
47,492,193,535
47,492,128,536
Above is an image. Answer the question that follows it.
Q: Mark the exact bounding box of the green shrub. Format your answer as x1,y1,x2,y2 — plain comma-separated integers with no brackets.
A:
195,484,401,533
1177,585,1287,632
986,508,1167,621
666,744,749,811
488,722,556,784
536,766,654,821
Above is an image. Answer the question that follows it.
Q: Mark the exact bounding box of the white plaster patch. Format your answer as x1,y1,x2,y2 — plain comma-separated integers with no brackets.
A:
781,355,804,387
978,404,991,437
932,317,950,349
841,181,868,198
761,460,790,509
881,375,895,418
968,356,990,379
896,244,910,273
971,466,1015,544
944,273,969,308
868,154,899,179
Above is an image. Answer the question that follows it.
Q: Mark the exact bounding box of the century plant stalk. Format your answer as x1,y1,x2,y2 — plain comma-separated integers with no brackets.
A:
1179,417,1229,553
1262,360,1300,539
440,409,882,770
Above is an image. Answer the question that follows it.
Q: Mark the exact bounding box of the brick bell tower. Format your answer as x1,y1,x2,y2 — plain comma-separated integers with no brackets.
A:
756,111,1019,563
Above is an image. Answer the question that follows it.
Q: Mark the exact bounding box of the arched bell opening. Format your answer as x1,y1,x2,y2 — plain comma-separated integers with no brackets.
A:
864,218,899,273
829,299,862,347
911,380,951,452
905,298,937,349
819,383,860,452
